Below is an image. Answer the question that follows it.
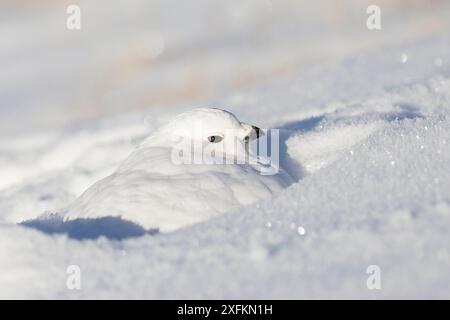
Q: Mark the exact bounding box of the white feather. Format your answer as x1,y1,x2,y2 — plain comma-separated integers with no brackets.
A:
64,108,292,232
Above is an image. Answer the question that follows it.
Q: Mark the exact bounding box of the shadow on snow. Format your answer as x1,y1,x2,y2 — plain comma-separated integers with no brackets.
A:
20,214,158,240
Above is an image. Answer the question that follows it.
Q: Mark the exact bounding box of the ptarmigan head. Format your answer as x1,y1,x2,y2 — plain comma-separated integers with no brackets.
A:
144,108,263,163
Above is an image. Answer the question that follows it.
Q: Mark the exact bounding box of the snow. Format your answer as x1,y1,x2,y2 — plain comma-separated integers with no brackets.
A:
1,0,450,299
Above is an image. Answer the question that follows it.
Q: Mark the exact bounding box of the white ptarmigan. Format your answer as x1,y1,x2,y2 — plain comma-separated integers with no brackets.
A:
64,108,292,232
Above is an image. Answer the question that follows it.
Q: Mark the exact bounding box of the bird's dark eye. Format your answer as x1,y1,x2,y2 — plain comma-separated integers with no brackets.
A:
208,135,223,143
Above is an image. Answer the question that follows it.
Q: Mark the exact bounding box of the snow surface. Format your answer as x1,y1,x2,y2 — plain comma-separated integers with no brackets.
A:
1,1,450,299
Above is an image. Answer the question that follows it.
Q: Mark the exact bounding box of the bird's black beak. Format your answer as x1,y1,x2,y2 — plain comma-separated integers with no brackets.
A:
251,126,264,140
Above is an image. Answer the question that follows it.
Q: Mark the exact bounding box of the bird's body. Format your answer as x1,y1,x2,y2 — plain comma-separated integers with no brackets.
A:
65,108,292,232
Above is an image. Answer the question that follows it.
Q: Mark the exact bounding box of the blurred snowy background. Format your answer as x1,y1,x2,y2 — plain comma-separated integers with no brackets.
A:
1,0,450,298
2,0,449,135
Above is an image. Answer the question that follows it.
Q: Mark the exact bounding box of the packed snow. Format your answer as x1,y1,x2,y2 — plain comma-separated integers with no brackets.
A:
1,0,450,299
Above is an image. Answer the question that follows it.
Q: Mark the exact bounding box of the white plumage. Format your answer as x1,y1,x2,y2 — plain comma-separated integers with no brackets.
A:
65,108,292,232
